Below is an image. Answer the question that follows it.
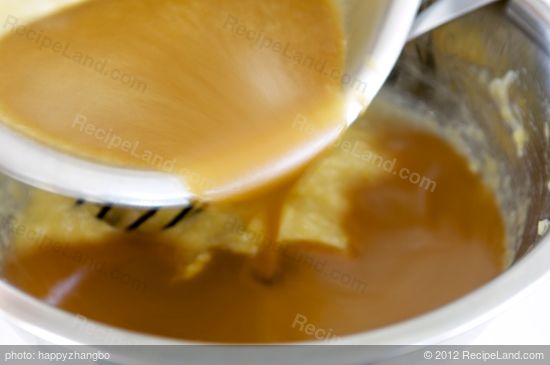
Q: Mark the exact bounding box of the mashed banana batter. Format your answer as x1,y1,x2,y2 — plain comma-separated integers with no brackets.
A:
4,108,505,343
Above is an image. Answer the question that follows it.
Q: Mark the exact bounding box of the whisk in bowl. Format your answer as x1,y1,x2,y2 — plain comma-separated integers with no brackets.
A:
74,199,204,232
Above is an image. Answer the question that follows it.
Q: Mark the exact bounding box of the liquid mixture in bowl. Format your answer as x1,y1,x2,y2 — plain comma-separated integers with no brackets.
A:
0,0,505,344
3,105,505,343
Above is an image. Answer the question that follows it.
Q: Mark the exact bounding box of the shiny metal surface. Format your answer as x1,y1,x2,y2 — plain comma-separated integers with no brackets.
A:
508,0,550,53
409,0,502,40
0,1,549,364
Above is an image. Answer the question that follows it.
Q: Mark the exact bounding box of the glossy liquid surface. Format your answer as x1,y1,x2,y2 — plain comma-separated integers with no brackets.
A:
4,125,505,343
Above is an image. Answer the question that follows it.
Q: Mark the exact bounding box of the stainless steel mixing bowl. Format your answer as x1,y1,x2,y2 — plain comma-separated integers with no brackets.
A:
0,1,549,364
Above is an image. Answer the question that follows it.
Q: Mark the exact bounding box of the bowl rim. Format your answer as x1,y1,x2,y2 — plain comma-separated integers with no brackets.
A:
0,0,421,208
1,230,550,349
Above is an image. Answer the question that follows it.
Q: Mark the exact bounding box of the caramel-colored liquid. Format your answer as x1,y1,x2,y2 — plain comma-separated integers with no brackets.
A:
4,126,505,343
0,0,345,199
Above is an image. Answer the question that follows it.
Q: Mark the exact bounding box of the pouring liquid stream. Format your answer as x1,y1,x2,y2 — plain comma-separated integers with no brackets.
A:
0,0,348,201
